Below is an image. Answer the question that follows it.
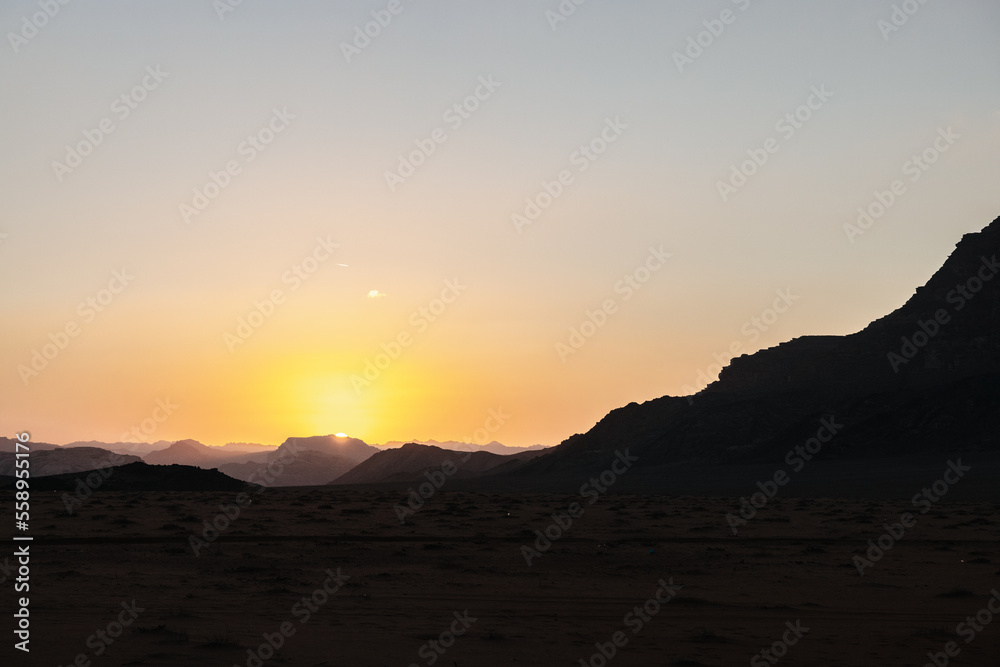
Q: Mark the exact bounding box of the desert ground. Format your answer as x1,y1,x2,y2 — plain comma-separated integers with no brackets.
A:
6,485,998,667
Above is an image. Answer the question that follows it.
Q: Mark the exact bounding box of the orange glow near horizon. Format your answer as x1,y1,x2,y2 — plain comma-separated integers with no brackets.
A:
3,4,999,451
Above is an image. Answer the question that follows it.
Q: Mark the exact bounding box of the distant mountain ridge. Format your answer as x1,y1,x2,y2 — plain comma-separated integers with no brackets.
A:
377,439,546,455
8,433,542,486
0,447,141,477
0,437,60,453
330,442,547,485
62,440,173,455
144,439,227,466
218,435,379,487
276,435,378,459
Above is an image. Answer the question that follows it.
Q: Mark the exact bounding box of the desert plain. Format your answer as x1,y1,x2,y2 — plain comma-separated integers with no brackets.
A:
5,484,999,666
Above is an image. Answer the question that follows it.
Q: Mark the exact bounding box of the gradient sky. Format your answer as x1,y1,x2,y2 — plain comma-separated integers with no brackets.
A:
2,1,999,448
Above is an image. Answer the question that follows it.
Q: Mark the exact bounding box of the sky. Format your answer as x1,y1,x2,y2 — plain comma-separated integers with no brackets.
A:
2,0,999,449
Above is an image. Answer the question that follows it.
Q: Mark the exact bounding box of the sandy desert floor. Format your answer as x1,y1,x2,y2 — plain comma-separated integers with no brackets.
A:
5,488,998,666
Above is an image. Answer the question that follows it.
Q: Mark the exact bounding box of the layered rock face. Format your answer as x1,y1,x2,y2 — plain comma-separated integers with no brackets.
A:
712,218,1000,401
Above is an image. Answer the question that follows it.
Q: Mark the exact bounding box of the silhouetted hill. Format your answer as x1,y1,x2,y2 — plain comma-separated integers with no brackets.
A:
105,435,383,487
0,462,253,492
62,440,173,455
143,439,226,465
275,435,378,462
330,442,545,485
210,436,380,486
712,217,1000,400
0,447,140,476
512,215,1000,480
0,437,60,453
219,450,360,487
143,439,272,467
378,439,547,455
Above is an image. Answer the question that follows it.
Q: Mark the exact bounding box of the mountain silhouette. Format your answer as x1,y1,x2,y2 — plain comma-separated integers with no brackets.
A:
218,435,380,486
509,215,1000,480
376,439,546,456
0,446,140,477
62,439,174,455
143,439,233,466
330,442,546,485
0,437,60,452
0,461,252,492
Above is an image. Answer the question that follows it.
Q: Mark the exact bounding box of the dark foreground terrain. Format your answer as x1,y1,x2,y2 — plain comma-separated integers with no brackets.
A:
4,483,998,666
